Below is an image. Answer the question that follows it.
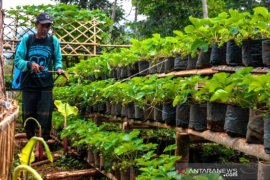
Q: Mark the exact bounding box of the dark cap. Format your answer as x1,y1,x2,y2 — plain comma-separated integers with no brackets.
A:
36,12,52,24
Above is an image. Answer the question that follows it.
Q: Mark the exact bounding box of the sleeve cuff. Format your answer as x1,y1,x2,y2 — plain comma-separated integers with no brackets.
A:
27,62,32,70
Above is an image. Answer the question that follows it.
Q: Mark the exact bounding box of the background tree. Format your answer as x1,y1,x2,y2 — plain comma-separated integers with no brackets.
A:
129,0,270,38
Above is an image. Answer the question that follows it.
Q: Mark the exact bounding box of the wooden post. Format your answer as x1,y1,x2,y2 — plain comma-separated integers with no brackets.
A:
0,0,5,98
175,132,190,170
258,161,270,180
93,18,97,56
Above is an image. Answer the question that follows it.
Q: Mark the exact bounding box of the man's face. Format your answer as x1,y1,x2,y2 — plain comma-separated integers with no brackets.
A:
36,23,51,37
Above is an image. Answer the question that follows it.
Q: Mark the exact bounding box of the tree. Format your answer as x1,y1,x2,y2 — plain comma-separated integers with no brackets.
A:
129,0,269,38
226,0,270,11
129,0,203,39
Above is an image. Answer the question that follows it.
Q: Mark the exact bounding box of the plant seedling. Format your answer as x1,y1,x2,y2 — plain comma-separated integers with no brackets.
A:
54,100,78,154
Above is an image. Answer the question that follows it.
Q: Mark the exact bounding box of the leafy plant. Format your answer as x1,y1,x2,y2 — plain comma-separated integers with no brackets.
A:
136,150,181,179
209,68,256,107
13,165,42,180
15,137,53,179
8,4,112,42
173,75,207,106
54,100,78,153
19,137,53,165
252,7,270,39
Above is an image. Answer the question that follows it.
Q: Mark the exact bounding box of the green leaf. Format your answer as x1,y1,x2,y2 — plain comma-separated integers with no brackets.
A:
163,144,177,153
13,165,43,180
253,7,268,19
19,137,53,165
210,89,229,103
54,100,78,117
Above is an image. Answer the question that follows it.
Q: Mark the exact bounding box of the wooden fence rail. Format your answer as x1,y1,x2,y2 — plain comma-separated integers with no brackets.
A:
0,99,19,180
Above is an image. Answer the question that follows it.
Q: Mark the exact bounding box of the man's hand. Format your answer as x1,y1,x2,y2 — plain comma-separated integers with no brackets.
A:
57,68,69,80
57,68,64,75
31,63,40,73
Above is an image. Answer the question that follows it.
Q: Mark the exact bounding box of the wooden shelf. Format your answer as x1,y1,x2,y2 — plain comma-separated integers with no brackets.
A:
186,129,270,161
153,65,269,78
158,68,217,77
91,113,270,161
212,65,269,74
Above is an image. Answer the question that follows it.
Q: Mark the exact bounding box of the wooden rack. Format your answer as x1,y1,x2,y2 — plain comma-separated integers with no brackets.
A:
156,66,269,78
89,113,270,161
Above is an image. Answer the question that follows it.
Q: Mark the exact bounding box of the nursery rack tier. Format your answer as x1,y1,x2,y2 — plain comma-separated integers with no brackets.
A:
90,113,270,161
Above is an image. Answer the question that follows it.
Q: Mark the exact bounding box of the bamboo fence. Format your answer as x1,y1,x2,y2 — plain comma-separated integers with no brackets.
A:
0,99,18,180
2,10,104,57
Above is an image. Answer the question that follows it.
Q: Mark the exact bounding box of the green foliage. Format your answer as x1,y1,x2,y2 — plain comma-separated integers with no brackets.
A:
19,137,53,165
130,0,202,38
173,76,207,106
14,137,53,180
61,6,270,79
252,7,270,38
13,165,43,180
61,119,157,170
140,129,176,139
205,68,257,107
130,0,270,38
8,4,112,42
136,150,181,179
54,100,79,118
55,0,125,22
55,155,89,170
23,117,42,136
55,69,270,116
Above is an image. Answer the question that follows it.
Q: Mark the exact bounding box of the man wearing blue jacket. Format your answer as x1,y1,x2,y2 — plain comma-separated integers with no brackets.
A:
14,12,63,140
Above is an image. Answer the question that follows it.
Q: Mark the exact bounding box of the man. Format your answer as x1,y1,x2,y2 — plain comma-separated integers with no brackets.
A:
14,12,63,140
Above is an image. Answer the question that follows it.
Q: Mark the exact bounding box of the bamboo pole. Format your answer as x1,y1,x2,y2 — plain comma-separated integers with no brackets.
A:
0,100,18,180
0,0,5,98
157,68,218,77
212,65,269,74
93,18,97,56
187,129,270,161
45,169,99,179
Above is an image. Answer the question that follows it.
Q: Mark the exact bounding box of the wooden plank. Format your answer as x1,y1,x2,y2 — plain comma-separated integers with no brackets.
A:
158,68,218,77
212,65,269,74
46,169,99,179
32,154,62,167
99,44,132,48
3,40,98,46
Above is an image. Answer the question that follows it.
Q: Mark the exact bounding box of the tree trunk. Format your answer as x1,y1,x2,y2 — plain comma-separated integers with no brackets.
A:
201,0,208,18
111,0,117,21
79,0,87,8
109,0,117,42
0,0,5,98
134,1,138,22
